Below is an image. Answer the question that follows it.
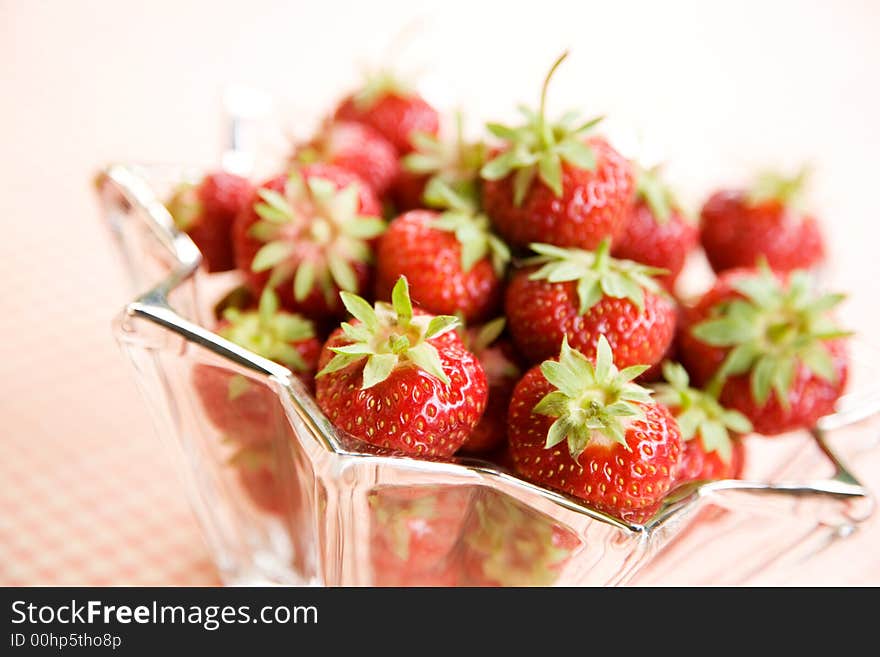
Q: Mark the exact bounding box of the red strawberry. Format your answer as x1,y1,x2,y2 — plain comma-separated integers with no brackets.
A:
230,445,285,515
700,168,825,274
509,336,683,523
505,240,676,368
167,170,252,272
233,164,384,320
334,72,439,154
369,486,472,585
461,493,579,586
611,166,697,291
480,53,634,251
375,184,509,322
193,289,321,448
294,120,399,196
458,318,521,454
654,362,751,484
678,265,849,435
315,277,488,457
393,121,486,211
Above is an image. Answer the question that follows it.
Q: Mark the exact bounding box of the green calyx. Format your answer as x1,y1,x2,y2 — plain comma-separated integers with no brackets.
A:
533,335,654,460
636,166,681,225
353,69,413,110
526,239,666,314
654,362,751,463
316,276,460,389
423,178,510,276
692,263,850,406
747,166,810,210
480,51,604,206
219,288,315,373
167,181,202,231
248,170,386,305
402,112,487,194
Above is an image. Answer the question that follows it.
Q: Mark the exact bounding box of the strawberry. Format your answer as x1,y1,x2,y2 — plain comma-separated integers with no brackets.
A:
394,117,486,211
611,166,697,291
678,265,850,435
654,362,751,484
461,493,579,586
229,445,285,515
315,277,488,457
193,289,321,448
480,53,634,251
369,486,472,586
334,71,439,154
509,336,683,523
505,240,676,368
375,182,510,322
167,170,252,272
293,120,399,196
700,168,825,274
458,318,521,453
233,164,384,320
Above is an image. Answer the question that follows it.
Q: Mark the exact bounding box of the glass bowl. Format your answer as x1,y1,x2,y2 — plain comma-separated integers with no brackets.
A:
96,162,877,586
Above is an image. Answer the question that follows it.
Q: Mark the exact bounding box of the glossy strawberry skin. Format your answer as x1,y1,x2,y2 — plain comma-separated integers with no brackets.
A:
459,337,520,453
315,325,488,457
299,121,399,196
612,199,697,291
174,171,253,273
335,93,440,154
375,210,503,322
674,435,746,486
700,191,825,274
482,137,635,251
678,269,848,435
232,164,381,320
509,366,683,523
505,265,677,368
193,319,321,448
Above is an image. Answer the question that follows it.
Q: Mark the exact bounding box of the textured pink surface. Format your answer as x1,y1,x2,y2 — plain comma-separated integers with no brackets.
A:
1,0,879,585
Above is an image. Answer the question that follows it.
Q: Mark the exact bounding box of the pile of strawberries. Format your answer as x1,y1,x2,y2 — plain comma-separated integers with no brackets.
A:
174,53,850,526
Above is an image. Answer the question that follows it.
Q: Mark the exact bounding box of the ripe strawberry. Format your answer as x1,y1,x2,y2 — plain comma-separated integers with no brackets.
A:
293,120,399,196
654,362,750,484
393,119,487,211
678,265,850,435
315,277,488,457
233,164,384,320
369,486,472,586
458,318,521,454
480,53,634,251
229,445,285,515
193,289,321,448
611,166,697,291
505,240,676,368
375,183,510,322
509,336,683,523
167,170,252,272
700,168,825,274
461,493,579,586
334,71,439,154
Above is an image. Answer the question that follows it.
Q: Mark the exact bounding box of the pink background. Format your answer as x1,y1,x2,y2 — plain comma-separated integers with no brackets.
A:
1,0,878,584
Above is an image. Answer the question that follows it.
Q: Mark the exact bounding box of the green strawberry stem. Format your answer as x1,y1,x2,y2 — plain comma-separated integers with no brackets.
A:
526,239,667,314
692,262,850,407
538,51,569,150
654,362,751,462
316,277,460,389
533,335,653,460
